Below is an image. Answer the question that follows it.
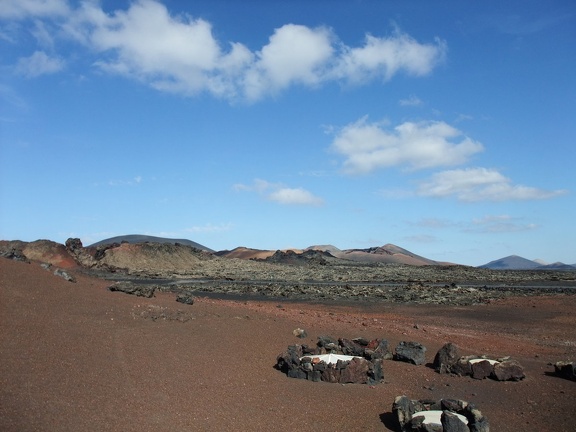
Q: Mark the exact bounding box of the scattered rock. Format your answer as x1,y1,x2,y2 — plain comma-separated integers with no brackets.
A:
293,328,308,338
553,361,576,381
175,293,195,305
132,304,193,322
54,268,76,283
108,282,156,298
394,341,427,365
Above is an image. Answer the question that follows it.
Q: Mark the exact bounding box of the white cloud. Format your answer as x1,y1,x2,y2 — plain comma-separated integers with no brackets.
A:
0,0,69,19
15,50,64,77
332,31,446,83
243,24,334,100
4,0,446,100
331,117,483,174
268,187,324,206
234,179,324,206
418,167,568,201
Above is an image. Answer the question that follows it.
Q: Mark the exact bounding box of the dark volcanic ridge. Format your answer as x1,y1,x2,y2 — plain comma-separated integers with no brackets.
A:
479,255,576,271
89,234,214,252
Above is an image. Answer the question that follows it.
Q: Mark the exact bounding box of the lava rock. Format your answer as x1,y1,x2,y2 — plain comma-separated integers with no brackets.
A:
553,361,576,381
433,343,461,374
395,341,427,365
492,360,525,381
175,293,195,305
108,282,156,298
54,268,76,283
442,411,468,432
470,360,494,380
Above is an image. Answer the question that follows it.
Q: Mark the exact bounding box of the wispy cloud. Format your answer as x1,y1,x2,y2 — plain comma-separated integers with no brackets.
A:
331,117,483,174
467,214,538,233
0,0,69,19
417,167,568,202
409,217,460,229
15,50,64,77
185,223,232,233
402,234,437,243
100,176,143,187
399,95,423,106
234,179,324,206
3,0,446,101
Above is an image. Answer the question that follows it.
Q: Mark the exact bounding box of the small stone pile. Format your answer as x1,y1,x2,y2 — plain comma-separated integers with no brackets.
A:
276,335,390,384
392,396,490,432
433,342,525,381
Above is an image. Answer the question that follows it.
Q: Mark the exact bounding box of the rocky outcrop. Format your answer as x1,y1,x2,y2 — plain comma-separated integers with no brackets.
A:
0,247,29,262
392,396,489,432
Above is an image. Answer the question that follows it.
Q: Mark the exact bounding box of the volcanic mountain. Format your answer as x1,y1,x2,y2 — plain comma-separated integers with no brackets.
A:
478,255,576,270
89,234,213,252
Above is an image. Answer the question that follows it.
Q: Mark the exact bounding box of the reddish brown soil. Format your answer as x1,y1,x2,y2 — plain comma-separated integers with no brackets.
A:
1,258,575,431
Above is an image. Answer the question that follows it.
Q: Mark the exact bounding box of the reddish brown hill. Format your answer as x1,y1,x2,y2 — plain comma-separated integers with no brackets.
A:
0,240,78,269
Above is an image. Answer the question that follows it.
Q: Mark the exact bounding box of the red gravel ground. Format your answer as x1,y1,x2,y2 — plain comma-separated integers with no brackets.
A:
1,258,575,431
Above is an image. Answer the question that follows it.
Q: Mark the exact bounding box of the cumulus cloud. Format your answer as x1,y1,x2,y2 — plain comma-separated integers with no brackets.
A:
15,50,64,77
331,117,483,174
332,31,446,83
3,0,446,101
418,167,568,201
234,179,324,206
243,24,334,100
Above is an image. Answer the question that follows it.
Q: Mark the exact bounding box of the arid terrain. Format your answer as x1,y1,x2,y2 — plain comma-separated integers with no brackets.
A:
1,239,576,431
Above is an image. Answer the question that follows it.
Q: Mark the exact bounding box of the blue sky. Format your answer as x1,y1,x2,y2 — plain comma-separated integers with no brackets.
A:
1,0,574,266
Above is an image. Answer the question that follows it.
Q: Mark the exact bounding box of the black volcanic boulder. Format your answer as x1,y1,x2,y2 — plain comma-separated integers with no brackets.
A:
492,360,525,381
433,342,461,374
394,341,427,365
553,361,576,381
339,338,365,356
470,359,495,380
